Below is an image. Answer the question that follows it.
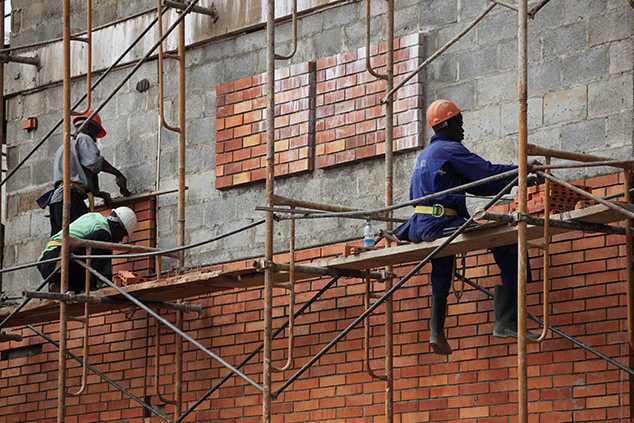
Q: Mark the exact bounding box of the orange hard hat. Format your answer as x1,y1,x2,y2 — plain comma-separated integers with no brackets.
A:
426,99,466,128
73,110,107,138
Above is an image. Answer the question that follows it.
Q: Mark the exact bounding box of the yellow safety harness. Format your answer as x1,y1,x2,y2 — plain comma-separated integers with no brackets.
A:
61,182,95,212
415,205,458,217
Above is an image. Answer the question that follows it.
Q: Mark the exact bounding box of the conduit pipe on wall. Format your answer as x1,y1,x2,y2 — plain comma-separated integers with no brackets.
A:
70,0,92,115
624,171,633,350
274,0,297,60
382,2,497,103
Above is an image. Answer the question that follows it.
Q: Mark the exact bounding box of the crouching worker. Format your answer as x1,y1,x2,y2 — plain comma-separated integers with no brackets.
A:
37,206,137,294
407,99,537,356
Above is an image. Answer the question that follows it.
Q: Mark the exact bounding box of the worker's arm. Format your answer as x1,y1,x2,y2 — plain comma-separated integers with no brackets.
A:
100,159,131,197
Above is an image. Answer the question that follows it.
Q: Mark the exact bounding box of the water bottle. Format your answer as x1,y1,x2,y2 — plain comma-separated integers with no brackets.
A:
364,220,375,247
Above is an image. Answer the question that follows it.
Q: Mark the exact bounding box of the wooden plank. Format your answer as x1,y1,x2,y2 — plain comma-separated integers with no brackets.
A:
319,203,633,271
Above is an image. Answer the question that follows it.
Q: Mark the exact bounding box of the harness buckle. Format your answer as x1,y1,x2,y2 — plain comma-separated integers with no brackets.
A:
432,204,445,217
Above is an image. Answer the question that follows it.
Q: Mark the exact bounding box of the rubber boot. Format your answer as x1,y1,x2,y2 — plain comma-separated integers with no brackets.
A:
430,295,452,355
493,285,538,340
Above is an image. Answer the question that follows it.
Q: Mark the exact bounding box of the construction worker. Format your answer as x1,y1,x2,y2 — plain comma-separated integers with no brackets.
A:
37,206,137,294
407,99,537,355
37,110,131,236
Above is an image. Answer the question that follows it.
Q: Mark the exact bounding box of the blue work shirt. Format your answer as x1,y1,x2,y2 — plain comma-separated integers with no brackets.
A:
408,135,517,242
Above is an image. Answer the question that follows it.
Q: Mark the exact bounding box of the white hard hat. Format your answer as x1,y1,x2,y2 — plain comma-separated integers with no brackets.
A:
110,206,137,237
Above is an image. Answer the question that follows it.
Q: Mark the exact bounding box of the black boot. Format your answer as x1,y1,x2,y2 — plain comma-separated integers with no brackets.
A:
493,285,538,340
430,295,452,355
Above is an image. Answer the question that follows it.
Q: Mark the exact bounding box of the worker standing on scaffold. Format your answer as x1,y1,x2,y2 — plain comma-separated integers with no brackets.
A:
37,110,131,236
406,99,537,355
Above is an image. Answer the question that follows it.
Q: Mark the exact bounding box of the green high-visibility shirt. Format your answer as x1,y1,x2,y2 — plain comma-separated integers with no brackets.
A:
38,212,112,261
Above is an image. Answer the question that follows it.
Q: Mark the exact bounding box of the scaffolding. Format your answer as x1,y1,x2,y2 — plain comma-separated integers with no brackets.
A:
0,1,632,422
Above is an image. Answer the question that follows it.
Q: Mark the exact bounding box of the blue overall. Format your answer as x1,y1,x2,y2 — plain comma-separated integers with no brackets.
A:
408,135,528,297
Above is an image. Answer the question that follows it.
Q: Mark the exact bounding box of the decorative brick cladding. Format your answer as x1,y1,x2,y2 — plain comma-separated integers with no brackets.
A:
215,63,315,189
214,33,424,188
0,174,631,422
315,33,424,168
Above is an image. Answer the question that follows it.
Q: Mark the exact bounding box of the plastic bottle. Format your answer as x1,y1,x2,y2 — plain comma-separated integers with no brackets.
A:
364,220,375,247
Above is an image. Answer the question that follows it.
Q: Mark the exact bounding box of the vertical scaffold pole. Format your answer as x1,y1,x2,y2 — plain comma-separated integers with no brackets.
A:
264,0,275,421
59,0,72,420
384,0,394,421
175,9,186,417
517,0,529,422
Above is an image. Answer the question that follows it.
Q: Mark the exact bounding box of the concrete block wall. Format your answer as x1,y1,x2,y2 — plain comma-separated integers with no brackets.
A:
1,0,632,308
0,171,631,422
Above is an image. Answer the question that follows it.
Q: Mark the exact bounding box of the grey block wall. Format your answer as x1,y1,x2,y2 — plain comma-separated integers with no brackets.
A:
1,0,632,296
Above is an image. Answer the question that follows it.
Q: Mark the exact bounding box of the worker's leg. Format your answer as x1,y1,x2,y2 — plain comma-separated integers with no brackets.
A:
490,245,537,339
48,191,89,236
67,246,112,293
429,256,453,355
37,248,61,292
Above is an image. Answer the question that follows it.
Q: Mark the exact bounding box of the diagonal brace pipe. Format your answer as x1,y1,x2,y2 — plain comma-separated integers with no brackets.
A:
272,177,518,398
73,258,264,392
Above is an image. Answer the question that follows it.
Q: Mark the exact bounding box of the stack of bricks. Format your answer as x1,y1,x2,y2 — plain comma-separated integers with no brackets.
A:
215,63,315,189
97,195,156,278
214,33,424,189
511,182,593,216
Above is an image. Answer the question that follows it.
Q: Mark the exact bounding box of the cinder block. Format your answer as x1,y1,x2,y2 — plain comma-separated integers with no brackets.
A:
543,86,587,126
528,59,561,95
562,48,608,86
588,74,633,117
543,22,587,58
457,46,497,80
501,97,543,134
561,118,606,152
589,6,633,47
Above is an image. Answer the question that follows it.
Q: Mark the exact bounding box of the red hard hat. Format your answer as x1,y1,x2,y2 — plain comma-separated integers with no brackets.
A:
426,99,467,128
73,110,107,138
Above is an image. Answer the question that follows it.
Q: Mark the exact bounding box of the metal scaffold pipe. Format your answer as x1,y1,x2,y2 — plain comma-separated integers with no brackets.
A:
59,0,73,419
517,1,529,422
264,0,276,421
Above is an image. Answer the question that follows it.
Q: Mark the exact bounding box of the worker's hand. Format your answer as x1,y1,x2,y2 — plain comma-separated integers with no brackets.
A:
115,174,131,197
99,191,113,207
527,159,543,173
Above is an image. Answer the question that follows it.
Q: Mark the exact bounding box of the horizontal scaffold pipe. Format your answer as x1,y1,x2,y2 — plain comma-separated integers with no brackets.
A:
255,206,407,223
0,267,60,329
265,169,519,222
72,218,265,260
473,210,627,235
0,8,168,189
69,237,180,258
23,290,202,313
253,259,389,280
527,143,634,171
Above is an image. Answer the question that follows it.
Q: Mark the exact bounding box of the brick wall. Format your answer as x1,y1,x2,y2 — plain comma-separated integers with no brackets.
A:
215,33,424,189
97,196,156,278
0,172,631,422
